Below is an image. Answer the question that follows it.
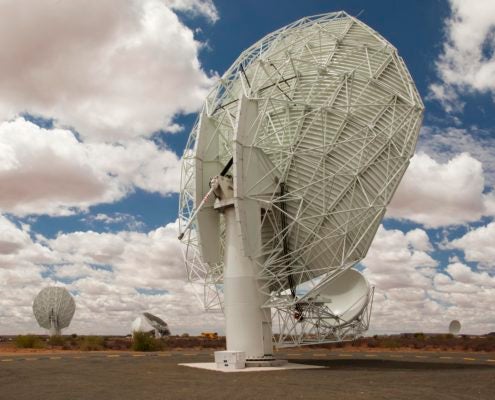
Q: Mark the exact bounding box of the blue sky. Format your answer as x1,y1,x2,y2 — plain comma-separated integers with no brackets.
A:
0,0,494,335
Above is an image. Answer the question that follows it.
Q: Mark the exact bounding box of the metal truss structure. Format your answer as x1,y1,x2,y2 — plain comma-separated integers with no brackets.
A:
179,11,423,347
272,286,374,347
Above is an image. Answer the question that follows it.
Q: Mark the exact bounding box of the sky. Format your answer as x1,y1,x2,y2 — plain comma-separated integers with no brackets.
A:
0,0,494,336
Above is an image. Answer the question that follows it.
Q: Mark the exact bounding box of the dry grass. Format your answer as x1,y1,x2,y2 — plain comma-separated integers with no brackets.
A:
4,333,495,353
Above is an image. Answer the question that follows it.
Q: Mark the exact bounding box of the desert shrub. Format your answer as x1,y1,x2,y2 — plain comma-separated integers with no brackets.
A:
15,335,44,349
382,338,401,349
80,336,104,351
48,335,66,346
132,332,162,352
412,340,426,349
103,337,132,350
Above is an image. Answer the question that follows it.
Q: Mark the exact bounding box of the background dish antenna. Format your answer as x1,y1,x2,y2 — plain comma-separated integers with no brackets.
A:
179,11,423,366
449,320,461,335
32,287,76,336
143,312,171,338
132,313,170,338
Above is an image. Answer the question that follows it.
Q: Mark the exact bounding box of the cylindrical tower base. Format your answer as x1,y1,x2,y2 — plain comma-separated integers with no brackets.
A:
49,326,61,336
223,206,273,360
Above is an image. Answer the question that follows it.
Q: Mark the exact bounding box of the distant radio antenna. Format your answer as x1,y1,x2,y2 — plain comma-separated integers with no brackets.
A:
179,10,423,368
132,313,170,338
33,287,76,336
449,320,461,335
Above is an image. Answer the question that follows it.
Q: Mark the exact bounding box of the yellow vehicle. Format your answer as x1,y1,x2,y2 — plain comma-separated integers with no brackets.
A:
200,332,218,339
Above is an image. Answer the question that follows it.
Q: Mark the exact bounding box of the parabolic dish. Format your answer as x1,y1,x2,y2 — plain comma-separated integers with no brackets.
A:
143,312,171,336
33,287,76,330
180,10,423,301
132,313,170,337
179,11,423,348
449,320,461,335
306,268,369,327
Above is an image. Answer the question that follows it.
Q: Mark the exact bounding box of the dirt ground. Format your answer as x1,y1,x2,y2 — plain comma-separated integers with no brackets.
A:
0,351,494,400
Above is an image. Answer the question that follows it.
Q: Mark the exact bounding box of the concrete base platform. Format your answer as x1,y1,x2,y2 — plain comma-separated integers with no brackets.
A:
245,359,287,367
179,362,326,373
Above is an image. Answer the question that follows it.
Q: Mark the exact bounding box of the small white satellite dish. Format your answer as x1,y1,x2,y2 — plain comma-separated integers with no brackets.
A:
33,287,76,336
143,312,171,338
132,313,170,338
449,320,461,335
131,316,149,334
306,269,370,327
178,10,423,366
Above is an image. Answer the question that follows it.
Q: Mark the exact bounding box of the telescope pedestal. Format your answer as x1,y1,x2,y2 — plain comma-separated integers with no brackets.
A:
222,206,273,362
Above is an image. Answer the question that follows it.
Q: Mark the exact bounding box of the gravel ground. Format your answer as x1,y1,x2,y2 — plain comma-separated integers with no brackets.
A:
0,351,494,400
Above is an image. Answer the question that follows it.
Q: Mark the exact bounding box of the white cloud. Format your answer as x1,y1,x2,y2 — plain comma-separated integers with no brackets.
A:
449,222,495,271
363,226,495,334
0,217,223,335
82,213,146,231
167,0,219,22
362,225,437,291
3,217,495,335
0,118,180,216
363,226,442,333
431,262,495,332
0,0,216,140
430,0,495,111
417,126,495,186
387,152,494,227
0,215,55,268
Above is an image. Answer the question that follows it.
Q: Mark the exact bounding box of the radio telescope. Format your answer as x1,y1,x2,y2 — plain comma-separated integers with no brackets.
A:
449,320,461,335
33,287,76,336
132,313,170,338
179,11,423,366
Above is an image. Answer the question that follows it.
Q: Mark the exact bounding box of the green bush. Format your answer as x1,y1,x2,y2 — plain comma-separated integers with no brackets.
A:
80,336,104,351
15,335,44,349
48,335,66,346
132,332,162,352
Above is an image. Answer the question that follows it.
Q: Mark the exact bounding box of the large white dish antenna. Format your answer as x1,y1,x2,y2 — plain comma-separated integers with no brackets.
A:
449,320,461,335
32,287,76,336
179,11,423,357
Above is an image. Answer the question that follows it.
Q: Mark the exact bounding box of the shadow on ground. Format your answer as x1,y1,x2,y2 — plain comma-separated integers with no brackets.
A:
295,358,494,370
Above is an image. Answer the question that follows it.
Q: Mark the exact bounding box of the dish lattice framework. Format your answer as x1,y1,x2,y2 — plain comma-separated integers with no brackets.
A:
32,287,76,332
179,11,423,346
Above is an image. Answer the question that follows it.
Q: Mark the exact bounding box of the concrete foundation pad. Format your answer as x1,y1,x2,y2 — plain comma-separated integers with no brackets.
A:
179,362,326,373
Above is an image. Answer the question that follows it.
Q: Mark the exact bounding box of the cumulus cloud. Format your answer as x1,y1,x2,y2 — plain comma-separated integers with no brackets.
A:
449,222,495,271
387,152,494,227
362,225,437,291
82,213,146,231
3,216,495,335
0,0,216,140
431,262,495,332
363,226,495,334
0,118,180,216
0,217,223,335
417,126,495,186
362,226,442,333
0,215,55,268
429,0,495,111
167,0,219,22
